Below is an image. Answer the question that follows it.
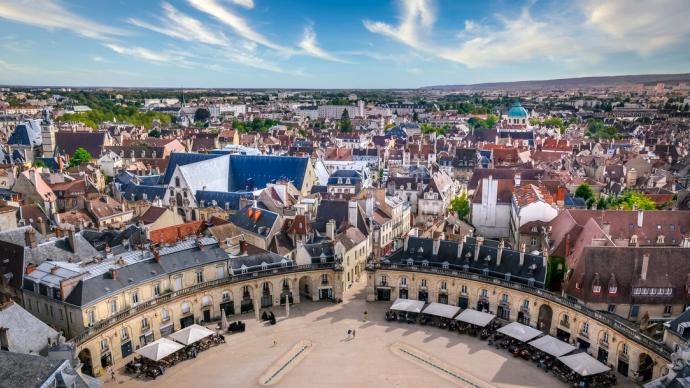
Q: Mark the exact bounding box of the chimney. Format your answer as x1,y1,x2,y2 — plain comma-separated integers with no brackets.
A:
637,210,644,228
457,235,465,259
514,173,521,186
153,249,161,263
519,243,526,267
348,198,358,229
66,227,77,254
37,217,47,236
641,253,650,281
404,234,409,251
602,222,610,236
24,228,37,249
326,219,336,240
109,268,117,280
432,235,440,256
25,263,37,274
474,236,483,262
497,240,504,267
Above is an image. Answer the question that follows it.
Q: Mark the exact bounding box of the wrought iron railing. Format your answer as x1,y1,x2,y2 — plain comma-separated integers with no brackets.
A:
373,262,671,360
72,263,335,346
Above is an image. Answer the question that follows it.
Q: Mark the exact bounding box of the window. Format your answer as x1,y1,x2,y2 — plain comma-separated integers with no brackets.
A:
321,274,329,285
480,289,489,298
222,291,231,301
622,344,629,356
400,277,407,287
196,271,203,284
581,322,589,336
664,305,673,315
175,177,180,187
161,309,170,322
87,310,95,325
461,285,467,294
153,284,160,297
601,332,609,344
592,285,601,294
420,279,427,288
201,296,211,307
501,294,509,303
531,237,538,246
109,300,117,315
440,281,447,291
380,275,387,286
100,339,109,351
121,327,129,341
630,305,640,318
131,291,140,305
607,304,616,313
216,266,225,279
609,285,617,295
181,302,191,314
174,276,182,291
521,300,529,310
141,317,149,331
670,224,675,231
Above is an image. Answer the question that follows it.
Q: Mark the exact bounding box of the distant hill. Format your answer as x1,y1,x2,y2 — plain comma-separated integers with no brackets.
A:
422,73,690,91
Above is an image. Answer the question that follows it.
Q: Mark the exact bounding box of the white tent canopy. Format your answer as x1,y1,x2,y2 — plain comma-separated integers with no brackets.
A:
558,352,610,376
168,324,215,345
390,299,425,314
422,303,461,319
497,322,542,342
135,338,184,361
528,335,576,357
455,309,495,327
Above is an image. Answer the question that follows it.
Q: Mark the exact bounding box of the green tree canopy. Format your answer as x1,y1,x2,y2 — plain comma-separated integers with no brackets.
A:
586,119,619,139
598,191,656,210
194,108,210,122
340,109,352,132
450,193,470,221
147,129,161,138
575,183,595,208
69,147,93,168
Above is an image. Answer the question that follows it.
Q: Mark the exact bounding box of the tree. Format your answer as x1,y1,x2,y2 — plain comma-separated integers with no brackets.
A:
450,193,470,221
148,129,161,138
69,147,93,168
575,183,594,206
340,109,352,132
194,108,210,123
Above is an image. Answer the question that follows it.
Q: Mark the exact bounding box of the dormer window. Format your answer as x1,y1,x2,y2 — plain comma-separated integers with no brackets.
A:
657,235,665,244
442,261,449,269
406,258,414,266
609,286,617,294
505,273,511,281
261,262,268,271
630,235,638,245
421,260,429,267
482,268,489,276
592,285,601,294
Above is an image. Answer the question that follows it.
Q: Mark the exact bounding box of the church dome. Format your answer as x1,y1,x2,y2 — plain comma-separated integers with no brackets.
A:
508,101,528,118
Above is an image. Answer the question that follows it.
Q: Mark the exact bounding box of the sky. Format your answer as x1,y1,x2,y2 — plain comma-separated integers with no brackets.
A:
0,0,689,89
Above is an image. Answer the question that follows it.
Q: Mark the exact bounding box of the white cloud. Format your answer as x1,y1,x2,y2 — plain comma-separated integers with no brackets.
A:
187,0,290,52
583,0,690,54
91,55,105,62
0,0,127,39
104,44,175,63
299,25,346,63
363,0,434,48
231,0,254,9
128,2,229,46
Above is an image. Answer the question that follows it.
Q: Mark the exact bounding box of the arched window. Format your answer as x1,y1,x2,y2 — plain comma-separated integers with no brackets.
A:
440,281,447,291
222,291,231,301
201,296,211,307
175,176,180,188
181,302,191,314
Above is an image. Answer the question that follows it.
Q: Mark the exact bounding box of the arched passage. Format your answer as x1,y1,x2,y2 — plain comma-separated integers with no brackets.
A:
78,348,94,376
638,353,654,382
298,275,312,299
241,285,254,313
537,304,553,333
220,290,234,316
280,278,293,305
261,281,273,308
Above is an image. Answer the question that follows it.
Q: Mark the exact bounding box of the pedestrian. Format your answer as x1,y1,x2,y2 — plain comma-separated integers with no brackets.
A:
363,311,368,322
273,340,277,347
110,368,116,381
347,329,351,339
352,329,356,339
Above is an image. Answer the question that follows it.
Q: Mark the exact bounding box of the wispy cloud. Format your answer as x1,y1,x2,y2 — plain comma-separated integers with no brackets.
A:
364,0,690,69
299,25,346,63
0,0,127,39
230,0,254,9
105,44,174,63
91,55,105,62
187,0,290,53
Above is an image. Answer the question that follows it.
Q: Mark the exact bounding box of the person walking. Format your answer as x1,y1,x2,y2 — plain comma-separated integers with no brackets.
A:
363,311,368,322
352,329,356,339
347,329,351,339
110,368,116,382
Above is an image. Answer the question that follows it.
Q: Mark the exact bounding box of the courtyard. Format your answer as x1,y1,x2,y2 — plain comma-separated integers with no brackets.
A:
105,281,632,387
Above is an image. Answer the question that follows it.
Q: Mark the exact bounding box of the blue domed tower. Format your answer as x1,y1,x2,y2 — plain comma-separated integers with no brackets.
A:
507,100,529,127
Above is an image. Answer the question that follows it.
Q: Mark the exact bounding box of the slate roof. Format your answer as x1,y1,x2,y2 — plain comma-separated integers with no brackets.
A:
0,352,69,388
229,206,279,237
0,301,59,354
195,190,252,211
8,120,42,146
163,152,222,184
384,236,546,287
228,154,309,191
121,182,167,202
313,199,368,236
55,131,106,157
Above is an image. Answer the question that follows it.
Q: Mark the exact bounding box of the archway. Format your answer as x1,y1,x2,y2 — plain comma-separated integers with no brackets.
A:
280,278,293,305
241,285,254,313
298,276,312,299
398,276,409,299
261,282,273,308
638,353,654,382
220,290,234,316
537,304,553,333
78,348,94,376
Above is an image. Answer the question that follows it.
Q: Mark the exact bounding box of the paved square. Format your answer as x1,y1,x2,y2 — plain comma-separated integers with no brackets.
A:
106,281,627,387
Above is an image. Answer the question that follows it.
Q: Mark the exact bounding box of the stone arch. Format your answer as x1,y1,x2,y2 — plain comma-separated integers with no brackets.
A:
298,275,312,299
78,347,95,376
476,287,490,311
417,277,429,302
537,304,553,333
517,298,531,325
397,275,409,299
638,352,654,382
436,279,449,303
260,281,274,308
240,284,254,313
220,289,235,316
278,277,294,305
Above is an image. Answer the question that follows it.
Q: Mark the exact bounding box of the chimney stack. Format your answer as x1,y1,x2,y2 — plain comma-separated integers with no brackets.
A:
404,234,409,251
109,268,117,280
37,217,47,236
348,199,358,229
641,253,650,281
432,234,440,256
497,240,504,267
24,228,37,249
66,226,77,254
519,243,526,267
474,236,484,262
326,219,336,240
153,249,161,263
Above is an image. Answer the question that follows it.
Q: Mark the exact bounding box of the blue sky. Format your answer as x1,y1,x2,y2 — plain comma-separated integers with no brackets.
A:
0,0,689,88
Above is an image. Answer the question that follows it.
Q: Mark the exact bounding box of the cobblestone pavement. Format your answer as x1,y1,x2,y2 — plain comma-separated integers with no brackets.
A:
105,280,631,387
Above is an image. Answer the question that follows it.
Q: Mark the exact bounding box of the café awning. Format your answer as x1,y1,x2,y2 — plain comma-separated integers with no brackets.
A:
422,303,461,319
168,324,215,345
497,322,542,342
528,335,576,357
558,352,610,376
135,338,184,361
390,299,425,314
455,309,495,327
